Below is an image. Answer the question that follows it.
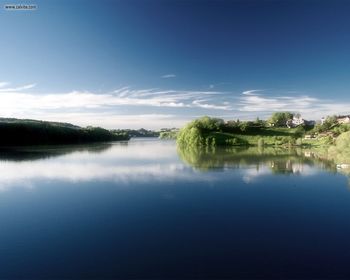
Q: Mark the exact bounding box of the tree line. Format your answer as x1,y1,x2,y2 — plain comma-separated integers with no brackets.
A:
0,119,129,145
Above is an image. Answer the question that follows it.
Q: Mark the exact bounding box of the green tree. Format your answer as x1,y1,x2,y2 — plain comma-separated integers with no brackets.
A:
295,126,305,138
323,115,337,129
239,122,248,132
328,131,350,164
268,112,294,127
193,116,224,131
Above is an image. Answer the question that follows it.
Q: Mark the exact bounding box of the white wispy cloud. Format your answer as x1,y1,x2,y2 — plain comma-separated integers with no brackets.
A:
0,82,9,88
242,89,263,95
161,74,176,78
0,83,36,92
238,89,350,119
192,99,231,110
0,85,217,128
0,87,226,112
1,83,350,129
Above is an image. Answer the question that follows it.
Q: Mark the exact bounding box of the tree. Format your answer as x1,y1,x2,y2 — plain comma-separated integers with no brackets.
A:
193,116,224,131
268,112,294,127
314,115,338,133
226,120,238,128
328,131,350,164
239,122,248,132
323,115,337,129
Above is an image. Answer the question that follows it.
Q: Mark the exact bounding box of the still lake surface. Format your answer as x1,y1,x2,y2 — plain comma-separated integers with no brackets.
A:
0,138,350,279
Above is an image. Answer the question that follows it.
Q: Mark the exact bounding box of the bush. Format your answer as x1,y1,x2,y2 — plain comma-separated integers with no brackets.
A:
328,131,350,164
193,116,224,131
258,138,264,147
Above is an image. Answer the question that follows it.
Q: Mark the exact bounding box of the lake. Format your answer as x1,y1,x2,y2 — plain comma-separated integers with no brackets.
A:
0,138,350,279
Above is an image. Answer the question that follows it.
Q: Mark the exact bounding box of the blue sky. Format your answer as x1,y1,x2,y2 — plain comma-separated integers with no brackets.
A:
1,0,350,129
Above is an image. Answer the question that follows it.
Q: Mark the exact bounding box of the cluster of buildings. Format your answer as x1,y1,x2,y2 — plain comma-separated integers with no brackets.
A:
320,115,350,125
286,115,350,128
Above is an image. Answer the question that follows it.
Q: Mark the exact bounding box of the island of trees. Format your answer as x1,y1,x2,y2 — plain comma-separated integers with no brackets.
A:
0,118,130,145
111,128,160,138
110,128,179,139
177,112,350,148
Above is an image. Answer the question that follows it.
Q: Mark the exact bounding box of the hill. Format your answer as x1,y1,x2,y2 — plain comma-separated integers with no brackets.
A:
0,118,129,145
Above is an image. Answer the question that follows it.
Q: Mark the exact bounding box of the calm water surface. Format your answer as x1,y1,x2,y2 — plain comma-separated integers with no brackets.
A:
0,138,350,279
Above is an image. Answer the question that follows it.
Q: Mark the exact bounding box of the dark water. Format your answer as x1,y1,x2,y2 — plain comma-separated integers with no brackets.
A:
0,139,350,279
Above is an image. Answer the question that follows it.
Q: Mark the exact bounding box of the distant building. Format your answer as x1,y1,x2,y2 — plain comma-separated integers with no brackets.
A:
286,116,315,128
337,115,350,124
320,115,350,125
293,116,305,126
286,116,304,128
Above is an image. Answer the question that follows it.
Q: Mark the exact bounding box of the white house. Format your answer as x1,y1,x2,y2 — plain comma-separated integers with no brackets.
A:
292,116,305,126
286,116,305,128
337,115,350,124
320,115,350,125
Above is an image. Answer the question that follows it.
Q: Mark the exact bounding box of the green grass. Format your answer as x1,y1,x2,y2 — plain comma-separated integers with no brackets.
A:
199,127,304,146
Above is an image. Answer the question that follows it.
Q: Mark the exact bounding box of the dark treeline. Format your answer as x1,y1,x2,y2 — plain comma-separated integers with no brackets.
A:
0,119,130,146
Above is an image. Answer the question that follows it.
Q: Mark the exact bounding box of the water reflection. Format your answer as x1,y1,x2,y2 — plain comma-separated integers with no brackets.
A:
0,139,349,191
0,143,116,161
1,139,350,279
177,145,337,174
0,140,196,190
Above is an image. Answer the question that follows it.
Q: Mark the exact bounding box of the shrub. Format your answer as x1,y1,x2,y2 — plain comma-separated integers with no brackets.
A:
258,138,264,147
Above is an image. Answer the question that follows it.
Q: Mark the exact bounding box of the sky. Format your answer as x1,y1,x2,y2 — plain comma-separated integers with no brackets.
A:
1,0,350,129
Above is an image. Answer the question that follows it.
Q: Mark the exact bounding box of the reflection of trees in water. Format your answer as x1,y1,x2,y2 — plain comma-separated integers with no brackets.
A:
305,133,350,182
177,145,337,174
180,131,350,186
0,143,119,161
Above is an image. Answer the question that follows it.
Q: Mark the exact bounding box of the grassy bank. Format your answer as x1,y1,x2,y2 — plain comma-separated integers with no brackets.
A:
176,116,334,148
204,127,304,146
176,116,350,176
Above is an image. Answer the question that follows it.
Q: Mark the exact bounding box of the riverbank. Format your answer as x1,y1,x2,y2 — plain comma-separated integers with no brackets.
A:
176,116,346,148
